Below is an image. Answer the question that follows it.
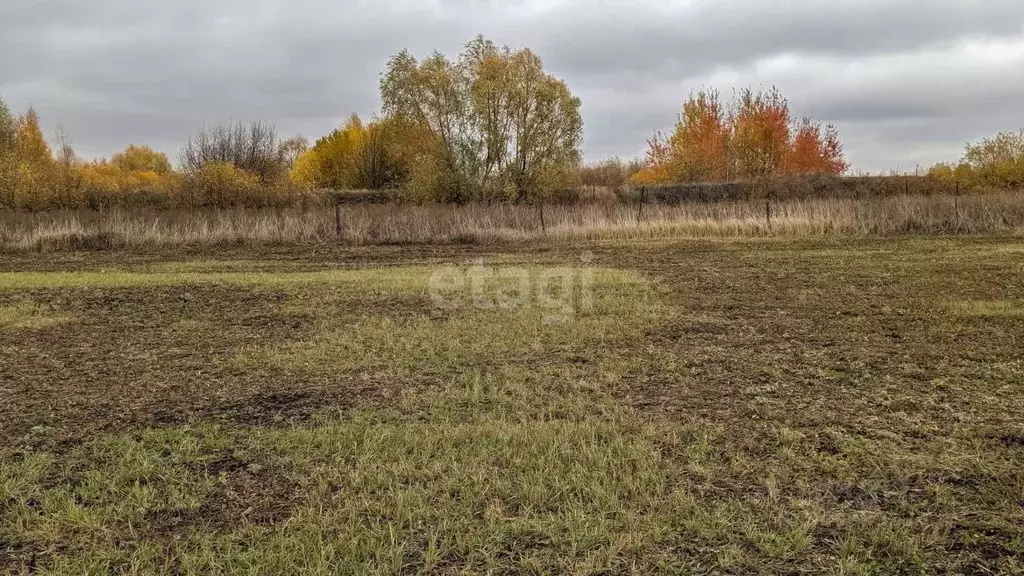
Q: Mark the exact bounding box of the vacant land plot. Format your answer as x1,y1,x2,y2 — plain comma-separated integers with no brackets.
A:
1,236,1022,574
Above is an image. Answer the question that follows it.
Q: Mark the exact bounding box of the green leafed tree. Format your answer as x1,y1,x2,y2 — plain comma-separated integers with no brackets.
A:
380,35,583,202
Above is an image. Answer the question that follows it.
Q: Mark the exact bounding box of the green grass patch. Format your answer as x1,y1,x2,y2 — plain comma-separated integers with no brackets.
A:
0,267,438,292
3,417,680,574
0,301,72,330
236,266,658,380
9,408,1008,574
954,300,1024,317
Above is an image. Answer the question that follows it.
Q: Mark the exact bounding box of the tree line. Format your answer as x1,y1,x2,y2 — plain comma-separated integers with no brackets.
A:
1,35,1018,211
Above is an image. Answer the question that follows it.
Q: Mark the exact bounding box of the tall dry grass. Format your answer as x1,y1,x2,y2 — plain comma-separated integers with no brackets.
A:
1,192,1022,252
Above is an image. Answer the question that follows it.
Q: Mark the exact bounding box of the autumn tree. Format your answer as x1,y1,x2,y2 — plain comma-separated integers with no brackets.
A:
962,130,1024,189
380,49,469,200
16,107,52,167
291,114,420,192
637,87,848,185
289,148,319,189
929,130,1024,190
356,116,421,190
14,107,55,209
80,160,157,208
730,88,791,179
0,98,13,151
189,161,262,208
0,97,17,207
294,114,366,189
75,144,177,209
500,45,583,200
631,132,673,186
381,35,583,202
112,145,172,175
669,89,730,181
787,118,849,175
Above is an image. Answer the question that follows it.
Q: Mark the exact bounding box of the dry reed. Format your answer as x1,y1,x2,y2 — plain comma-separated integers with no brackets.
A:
1,192,1022,252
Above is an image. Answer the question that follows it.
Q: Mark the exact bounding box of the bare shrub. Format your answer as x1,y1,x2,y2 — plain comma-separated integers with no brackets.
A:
179,121,284,184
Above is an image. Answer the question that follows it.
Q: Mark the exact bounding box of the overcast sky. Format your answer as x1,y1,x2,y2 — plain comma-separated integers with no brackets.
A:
2,0,1022,173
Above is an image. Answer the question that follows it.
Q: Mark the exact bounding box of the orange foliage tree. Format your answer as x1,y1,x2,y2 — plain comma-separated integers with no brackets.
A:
635,87,848,186
730,88,791,179
674,89,730,181
787,118,848,175
630,132,673,186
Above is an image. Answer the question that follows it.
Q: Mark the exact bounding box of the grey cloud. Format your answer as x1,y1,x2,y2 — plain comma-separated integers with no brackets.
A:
519,0,1024,87
1,0,1022,172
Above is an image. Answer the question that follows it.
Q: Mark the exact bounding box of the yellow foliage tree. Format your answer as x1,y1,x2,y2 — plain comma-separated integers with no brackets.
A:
0,97,17,207
184,161,262,208
79,161,166,208
291,114,418,194
14,107,55,209
289,148,319,189
928,130,1024,191
962,130,1024,190
111,145,172,175
16,107,52,167
297,114,366,190
74,145,177,208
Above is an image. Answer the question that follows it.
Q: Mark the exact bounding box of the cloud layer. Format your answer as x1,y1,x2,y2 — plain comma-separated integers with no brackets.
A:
2,0,1022,172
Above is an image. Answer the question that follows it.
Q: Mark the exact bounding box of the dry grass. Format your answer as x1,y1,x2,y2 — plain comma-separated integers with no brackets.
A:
1,192,1023,251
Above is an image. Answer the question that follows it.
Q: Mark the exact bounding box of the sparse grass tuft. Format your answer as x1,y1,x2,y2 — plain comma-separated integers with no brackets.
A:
0,301,72,330
955,299,1024,317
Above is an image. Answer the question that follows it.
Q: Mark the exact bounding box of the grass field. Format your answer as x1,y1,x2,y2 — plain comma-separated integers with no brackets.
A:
1,236,1023,574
